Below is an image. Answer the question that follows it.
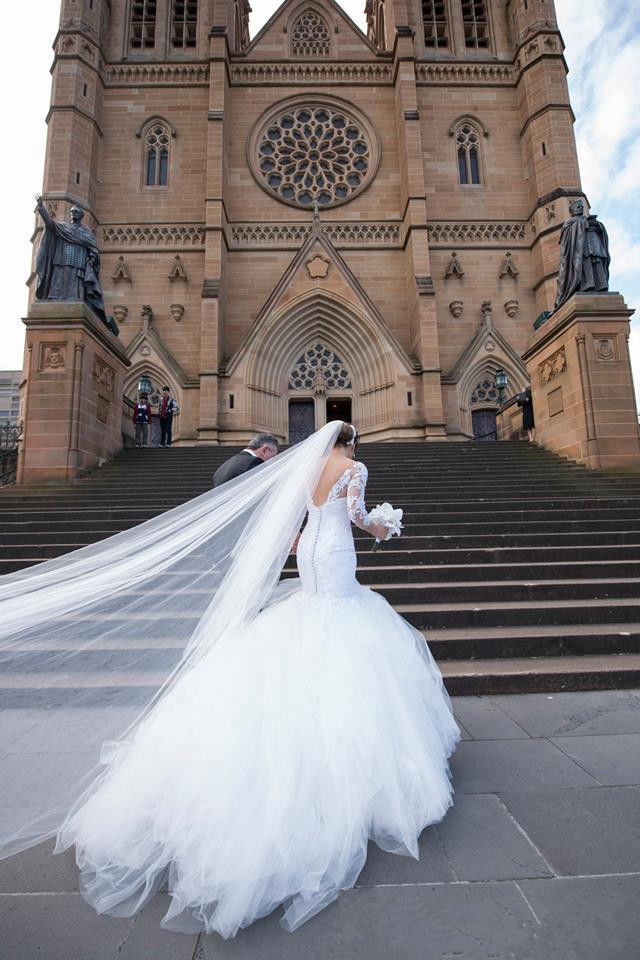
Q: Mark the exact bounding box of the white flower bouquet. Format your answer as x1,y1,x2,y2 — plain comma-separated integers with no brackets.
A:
369,502,404,552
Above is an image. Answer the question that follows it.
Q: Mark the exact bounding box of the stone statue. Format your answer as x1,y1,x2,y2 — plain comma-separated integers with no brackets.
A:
34,196,118,336
554,199,610,312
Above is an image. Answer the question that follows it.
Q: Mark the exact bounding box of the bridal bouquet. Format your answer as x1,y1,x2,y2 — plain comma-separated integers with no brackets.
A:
369,502,404,552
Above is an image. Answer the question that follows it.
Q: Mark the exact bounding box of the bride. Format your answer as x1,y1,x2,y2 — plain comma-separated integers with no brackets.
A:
0,420,459,938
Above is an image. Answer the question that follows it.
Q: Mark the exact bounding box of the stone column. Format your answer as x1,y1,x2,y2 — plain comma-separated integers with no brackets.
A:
522,293,640,469
18,302,130,484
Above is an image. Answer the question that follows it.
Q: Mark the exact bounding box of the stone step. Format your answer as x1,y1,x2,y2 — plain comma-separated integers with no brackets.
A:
399,598,640,630
440,653,640,695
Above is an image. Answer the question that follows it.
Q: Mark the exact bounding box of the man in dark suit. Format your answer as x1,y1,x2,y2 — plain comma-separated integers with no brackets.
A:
213,434,279,487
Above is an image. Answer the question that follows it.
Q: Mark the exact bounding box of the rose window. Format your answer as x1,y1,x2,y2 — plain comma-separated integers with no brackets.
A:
470,377,499,405
252,102,377,209
289,344,352,392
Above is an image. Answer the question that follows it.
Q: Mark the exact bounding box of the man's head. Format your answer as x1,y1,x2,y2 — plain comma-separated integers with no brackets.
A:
70,207,84,223
247,433,279,461
139,392,148,401
569,199,584,218
162,386,170,396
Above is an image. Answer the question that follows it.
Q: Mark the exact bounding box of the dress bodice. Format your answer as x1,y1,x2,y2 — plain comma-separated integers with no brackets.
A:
297,462,371,597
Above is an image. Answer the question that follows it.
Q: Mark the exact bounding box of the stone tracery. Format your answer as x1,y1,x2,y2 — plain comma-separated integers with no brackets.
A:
251,101,377,209
291,10,331,57
289,343,352,392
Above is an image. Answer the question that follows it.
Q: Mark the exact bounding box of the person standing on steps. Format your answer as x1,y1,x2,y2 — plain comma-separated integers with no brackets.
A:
158,386,178,448
212,433,279,487
132,392,152,448
517,386,535,442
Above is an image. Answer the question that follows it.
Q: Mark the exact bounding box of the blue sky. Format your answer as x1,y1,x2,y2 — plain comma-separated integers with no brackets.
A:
2,0,638,397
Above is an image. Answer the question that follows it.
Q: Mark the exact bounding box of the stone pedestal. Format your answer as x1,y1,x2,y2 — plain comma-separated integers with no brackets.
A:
18,302,130,484
522,293,640,469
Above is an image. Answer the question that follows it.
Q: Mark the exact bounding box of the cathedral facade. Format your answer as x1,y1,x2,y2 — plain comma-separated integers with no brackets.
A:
34,0,583,443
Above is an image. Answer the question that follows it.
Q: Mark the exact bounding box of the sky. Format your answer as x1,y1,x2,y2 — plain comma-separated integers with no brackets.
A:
2,0,638,397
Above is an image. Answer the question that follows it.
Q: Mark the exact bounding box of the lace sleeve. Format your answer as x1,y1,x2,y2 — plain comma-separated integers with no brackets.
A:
346,462,371,531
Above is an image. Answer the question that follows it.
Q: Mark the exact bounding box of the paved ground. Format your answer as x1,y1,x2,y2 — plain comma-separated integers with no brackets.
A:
1,689,639,960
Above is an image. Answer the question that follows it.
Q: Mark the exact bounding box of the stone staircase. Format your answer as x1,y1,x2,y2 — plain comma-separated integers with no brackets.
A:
1,441,640,694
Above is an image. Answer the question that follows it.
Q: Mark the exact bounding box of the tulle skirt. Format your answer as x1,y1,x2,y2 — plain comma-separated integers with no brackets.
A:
58,583,460,938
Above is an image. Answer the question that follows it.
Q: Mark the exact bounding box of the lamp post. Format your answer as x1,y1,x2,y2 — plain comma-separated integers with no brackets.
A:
495,369,508,407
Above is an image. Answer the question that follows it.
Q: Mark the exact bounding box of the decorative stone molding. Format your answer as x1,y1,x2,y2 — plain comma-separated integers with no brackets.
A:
168,255,188,281
444,252,464,278
113,305,128,325
449,300,464,319
306,254,331,279
93,356,115,394
111,255,131,282
539,346,567,384
230,62,393,84
499,251,519,278
102,224,205,247
202,279,220,298
428,222,527,245
416,276,435,295
104,63,209,86
594,336,618,362
170,303,185,322
40,344,66,371
504,299,519,319
480,301,493,325
416,62,515,85
229,221,401,247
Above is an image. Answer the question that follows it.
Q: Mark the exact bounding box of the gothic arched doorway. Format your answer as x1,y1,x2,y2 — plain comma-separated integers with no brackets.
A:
287,342,353,442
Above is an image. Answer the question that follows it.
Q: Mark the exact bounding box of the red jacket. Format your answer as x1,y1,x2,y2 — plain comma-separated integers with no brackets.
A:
132,402,152,424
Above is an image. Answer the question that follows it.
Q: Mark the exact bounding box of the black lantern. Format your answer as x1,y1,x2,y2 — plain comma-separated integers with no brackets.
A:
494,369,508,406
138,374,152,397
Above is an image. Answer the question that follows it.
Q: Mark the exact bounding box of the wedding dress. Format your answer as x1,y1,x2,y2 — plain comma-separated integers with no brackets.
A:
56,457,460,937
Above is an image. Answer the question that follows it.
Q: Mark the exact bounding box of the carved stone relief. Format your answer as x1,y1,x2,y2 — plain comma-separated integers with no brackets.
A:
111,256,131,282
93,356,115,394
539,347,567,384
306,255,331,279
445,252,464,279
593,336,618,362
41,344,66,371
449,300,464,318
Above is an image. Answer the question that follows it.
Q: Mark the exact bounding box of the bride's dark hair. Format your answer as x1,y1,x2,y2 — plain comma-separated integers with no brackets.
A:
334,422,358,451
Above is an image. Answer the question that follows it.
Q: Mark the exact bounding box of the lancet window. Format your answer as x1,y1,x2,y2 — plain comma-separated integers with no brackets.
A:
171,0,198,49
460,0,490,49
422,0,449,49
289,344,352,392
291,10,331,57
129,0,157,50
455,122,481,185
144,123,170,187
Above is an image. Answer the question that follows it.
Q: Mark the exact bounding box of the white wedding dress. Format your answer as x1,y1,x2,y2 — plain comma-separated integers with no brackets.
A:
59,460,460,937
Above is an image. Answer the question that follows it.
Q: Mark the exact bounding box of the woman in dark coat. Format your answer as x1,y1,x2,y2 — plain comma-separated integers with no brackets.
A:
517,386,535,442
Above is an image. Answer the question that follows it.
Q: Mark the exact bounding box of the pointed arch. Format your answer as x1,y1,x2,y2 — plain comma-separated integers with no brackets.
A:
449,115,488,187
289,5,331,57
241,291,402,437
458,354,528,415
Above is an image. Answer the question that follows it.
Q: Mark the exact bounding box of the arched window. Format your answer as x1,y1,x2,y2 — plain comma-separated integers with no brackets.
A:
291,9,331,57
456,122,482,185
289,344,352,392
129,0,157,50
422,0,449,49
171,0,198,49
460,0,489,49
144,122,170,187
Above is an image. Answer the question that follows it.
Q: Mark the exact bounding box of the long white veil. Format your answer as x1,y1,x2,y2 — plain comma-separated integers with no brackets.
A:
0,420,342,859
